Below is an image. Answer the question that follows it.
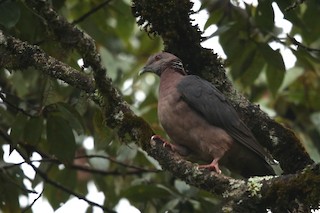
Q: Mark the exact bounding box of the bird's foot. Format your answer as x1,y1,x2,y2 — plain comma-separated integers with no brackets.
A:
198,159,221,174
151,135,173,150
151,135,189,156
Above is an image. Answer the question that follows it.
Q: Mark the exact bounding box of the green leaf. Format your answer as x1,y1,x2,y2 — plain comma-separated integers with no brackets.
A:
276,1,305,30
255,0,274,31
93,109,116,150
204,10,223,30
114,1,135,41
174,179,191,194
24,116,44,146
301,0,320,43
121,184,173,203
9,113,28,149
14,1,45,42
293,48,320,70
10,72,29,97
46,114,76,163
0,170,21,213
230,43,256,79
240,51,265,86
208,23,234,39
32,162,50,188
260,44,285,95
265,63,285,96
86,206,94,213
218,23,243,60
278,67,304,92
56,102,85,135
116,143,138,162
0,1,20,29
292,49,315,70
260,44,285,71
44,167,77,210
160,198,180,213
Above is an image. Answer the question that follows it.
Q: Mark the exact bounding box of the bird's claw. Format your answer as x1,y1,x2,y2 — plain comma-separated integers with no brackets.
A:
151,135,174,151
198,159,221,174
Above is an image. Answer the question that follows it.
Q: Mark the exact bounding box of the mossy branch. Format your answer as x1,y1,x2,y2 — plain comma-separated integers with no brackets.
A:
132,0,313,174
150,138,320,212
4,0,318,212
0,31,94,93
24,0,154,150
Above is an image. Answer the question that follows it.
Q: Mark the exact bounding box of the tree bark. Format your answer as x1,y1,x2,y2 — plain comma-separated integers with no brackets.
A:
0,0,318,212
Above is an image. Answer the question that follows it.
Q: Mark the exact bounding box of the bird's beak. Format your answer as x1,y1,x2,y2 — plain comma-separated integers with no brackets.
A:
138,66,153,76
138,68,147,76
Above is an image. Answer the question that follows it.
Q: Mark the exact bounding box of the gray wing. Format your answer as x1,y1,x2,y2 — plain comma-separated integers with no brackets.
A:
177,75,272,162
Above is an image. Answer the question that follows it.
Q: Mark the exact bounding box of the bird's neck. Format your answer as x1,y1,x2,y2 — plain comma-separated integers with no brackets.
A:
159,68,184,98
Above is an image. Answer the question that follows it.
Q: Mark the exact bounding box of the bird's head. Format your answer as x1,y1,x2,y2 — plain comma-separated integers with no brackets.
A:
139,52,186,76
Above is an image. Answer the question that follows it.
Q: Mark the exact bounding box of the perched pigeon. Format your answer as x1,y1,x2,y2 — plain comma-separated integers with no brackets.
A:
140,52,275,177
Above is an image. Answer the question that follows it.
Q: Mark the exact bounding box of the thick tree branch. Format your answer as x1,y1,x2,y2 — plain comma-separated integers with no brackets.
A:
11,0,319,212
0,31,95,93
132,0,314,174
25,0,154,149
150,138,320,212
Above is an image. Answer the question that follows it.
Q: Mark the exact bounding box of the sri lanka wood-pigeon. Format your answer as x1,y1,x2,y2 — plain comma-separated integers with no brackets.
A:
140,52,275,177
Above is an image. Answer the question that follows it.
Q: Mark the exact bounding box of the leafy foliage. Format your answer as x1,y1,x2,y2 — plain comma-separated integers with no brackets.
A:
0,0,319,212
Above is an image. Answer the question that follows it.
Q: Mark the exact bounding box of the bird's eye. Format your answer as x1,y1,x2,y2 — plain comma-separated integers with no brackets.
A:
155,55,162,61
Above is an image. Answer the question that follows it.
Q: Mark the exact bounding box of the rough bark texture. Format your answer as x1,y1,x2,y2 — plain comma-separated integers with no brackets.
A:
0,31,94,93
132,0,313,174
0,0,318,212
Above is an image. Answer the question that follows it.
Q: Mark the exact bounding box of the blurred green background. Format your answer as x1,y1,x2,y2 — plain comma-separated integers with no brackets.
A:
0,0,320,212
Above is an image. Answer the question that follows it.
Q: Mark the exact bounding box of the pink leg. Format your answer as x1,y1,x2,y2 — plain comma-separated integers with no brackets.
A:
198,159,221,174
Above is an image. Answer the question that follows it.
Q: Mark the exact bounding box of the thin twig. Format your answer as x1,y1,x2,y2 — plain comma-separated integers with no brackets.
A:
3,172,38,194
28,163,116,213
21,189,44,213
1,161,25,170
0,31,95,93
0,130,152,173
72,0,113,25
75,154,159,172
70,164,161,176
285,0,305,11
269,34,296,52
2,157,161,176
0,92,35,117
287,34,320,52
